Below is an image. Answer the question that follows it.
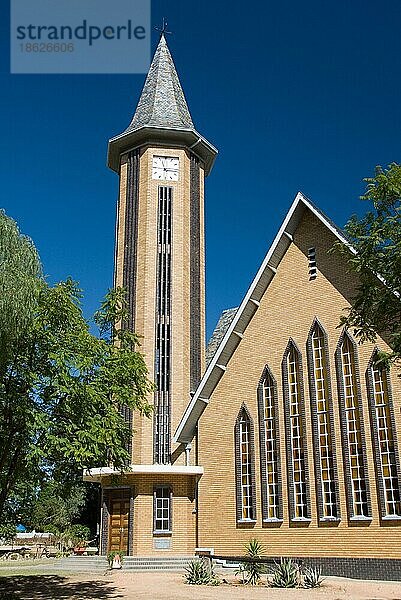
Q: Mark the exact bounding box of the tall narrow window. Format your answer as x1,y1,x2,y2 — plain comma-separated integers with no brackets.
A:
336,332,371,519
258,366,282,521
153,486,172,533
235,405,256,522
282,340,310,521
120,149,141,456
366,352,401,518
307,321,340,520
154,186,173,464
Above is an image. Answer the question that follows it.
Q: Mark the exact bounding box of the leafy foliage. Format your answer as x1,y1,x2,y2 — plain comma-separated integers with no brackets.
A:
269,558,299,588
334,163,401,366
236,538,265,585
64,524,91,546
303,565,324,588
184,558,219,585
0,210,154,523
0,210,43,376
29,481,86,533
0,523,17,544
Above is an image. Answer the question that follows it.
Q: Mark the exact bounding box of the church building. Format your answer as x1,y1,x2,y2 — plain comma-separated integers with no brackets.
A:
85,34,401,577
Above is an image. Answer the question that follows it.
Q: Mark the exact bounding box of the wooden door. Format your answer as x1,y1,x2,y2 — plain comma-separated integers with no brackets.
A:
108,497,130,553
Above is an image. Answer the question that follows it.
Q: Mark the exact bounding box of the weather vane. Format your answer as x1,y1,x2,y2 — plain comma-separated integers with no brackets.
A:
155,17,172,36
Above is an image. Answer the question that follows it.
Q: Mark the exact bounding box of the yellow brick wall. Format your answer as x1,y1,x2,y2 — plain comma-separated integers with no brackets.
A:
132,474,196,555
115,147,205,467
198,208,401,559
102,475,196,555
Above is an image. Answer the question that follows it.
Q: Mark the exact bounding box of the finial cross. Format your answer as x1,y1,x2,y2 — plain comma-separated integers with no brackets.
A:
155,17,172,36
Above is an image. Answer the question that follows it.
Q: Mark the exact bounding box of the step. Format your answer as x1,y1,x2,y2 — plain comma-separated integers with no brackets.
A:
124,556,193,561
122,557,193,571
61,556,106,560
57,555,194,572
124,560,191,564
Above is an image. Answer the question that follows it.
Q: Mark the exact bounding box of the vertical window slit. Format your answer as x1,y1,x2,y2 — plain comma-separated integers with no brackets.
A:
154,186,172,464
337,333,370,518
308,322,339,520
283,341,310,521
367,357,401,517
259,368,281,520
235,406,256,522
308,247,317,280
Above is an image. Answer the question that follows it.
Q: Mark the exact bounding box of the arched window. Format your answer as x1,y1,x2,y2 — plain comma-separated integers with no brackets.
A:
335,331,371,519
366,352,401,518
258,366,282,521
307,320,340,521
235,405,256,522
282,340,310,521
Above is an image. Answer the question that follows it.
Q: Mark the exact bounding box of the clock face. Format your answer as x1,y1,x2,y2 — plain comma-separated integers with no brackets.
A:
152,156,179,181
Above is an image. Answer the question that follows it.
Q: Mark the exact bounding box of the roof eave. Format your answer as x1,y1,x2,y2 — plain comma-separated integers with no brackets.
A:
83,464,204,483
107,126,218,176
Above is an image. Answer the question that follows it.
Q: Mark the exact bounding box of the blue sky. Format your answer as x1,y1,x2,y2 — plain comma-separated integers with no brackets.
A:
2,0,401,338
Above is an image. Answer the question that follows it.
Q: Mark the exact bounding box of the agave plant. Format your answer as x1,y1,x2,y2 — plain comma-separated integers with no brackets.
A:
235,538,265,585
303,565,324,588
184,558,218,585
269,558,300,588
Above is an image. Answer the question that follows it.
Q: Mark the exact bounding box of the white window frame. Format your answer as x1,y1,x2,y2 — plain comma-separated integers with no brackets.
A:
310,325,338,519
261,372,280,520
153,486,172,534
287,345,309,520
370,362,401,518
339,335,370,518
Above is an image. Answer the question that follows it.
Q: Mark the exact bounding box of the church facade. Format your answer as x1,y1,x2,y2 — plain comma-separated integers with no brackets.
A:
85,35,401,573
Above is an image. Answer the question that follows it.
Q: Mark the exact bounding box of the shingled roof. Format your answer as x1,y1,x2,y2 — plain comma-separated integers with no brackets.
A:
206,308,238,367
107,34,218,175
123,34,194,134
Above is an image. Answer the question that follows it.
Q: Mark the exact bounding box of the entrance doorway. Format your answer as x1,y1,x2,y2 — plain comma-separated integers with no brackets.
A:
108,492,130,553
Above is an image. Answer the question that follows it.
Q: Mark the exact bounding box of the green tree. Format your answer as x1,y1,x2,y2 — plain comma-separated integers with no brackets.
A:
336,162,401,365
0,209,43,375
29,481,86,533
0,211,154,522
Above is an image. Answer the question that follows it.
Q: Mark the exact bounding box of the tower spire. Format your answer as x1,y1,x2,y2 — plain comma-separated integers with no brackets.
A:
108,32,218,175
125,33,194,133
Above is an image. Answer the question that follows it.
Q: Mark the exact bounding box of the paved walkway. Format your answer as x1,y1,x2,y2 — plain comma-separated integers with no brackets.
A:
1,569,401,599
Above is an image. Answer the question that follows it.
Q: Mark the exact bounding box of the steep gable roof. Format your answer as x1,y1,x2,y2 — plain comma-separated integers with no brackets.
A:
174,192,353,445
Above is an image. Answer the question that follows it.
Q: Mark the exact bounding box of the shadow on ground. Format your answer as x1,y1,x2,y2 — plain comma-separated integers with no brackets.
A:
0,575,122,599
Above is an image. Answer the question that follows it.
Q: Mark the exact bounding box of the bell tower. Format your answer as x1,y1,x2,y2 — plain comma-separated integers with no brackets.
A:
92,34,217,557
88,32,217,557
108,34,217,467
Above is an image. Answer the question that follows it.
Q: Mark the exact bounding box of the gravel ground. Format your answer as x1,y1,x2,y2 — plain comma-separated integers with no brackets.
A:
1,570,401,599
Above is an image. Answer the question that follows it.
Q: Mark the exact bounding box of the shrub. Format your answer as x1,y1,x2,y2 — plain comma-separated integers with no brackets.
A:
0,524,16,544
184,558,219,585
303,565,324,588
235,538,265,585
269,558,299,588
65,524,91,546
